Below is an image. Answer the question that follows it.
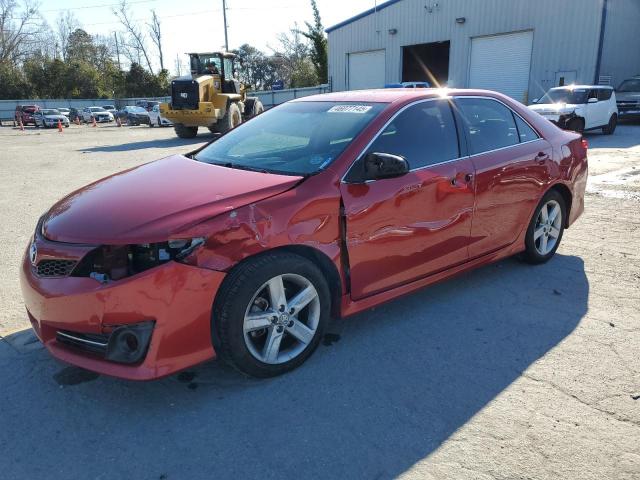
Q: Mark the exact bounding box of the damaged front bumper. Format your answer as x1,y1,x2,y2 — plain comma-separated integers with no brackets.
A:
19,236,226,380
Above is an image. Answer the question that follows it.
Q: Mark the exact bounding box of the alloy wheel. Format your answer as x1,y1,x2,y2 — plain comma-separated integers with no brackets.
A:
533,199,562,255
243,273,320,365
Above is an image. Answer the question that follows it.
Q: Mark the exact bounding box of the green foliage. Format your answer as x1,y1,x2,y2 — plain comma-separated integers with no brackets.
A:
301,0,328,84
0,63,33,99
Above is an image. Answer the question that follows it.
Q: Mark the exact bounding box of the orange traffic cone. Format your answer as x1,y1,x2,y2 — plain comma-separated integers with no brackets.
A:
75,116,80,126
92,116,97,127
18,118,24,131
57,119,63,132
116,116,122,127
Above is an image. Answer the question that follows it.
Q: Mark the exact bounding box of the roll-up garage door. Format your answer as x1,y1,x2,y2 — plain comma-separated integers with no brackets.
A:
348,50,386,90
469,31,533,103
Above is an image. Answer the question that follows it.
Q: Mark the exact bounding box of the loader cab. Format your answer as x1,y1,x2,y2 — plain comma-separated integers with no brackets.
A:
189,52,241,94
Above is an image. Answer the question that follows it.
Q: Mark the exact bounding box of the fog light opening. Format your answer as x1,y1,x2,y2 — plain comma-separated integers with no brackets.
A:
123,332,139,353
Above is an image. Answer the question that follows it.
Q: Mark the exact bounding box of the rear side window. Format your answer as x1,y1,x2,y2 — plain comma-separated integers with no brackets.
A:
455,98,519,154
597,89,613,101
365,100,459,169
513,115,539,142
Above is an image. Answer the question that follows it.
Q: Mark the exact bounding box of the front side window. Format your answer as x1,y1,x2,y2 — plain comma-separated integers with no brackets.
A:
364,100,459,169
194,101,385,176
597,88,612,101
456,98,519,155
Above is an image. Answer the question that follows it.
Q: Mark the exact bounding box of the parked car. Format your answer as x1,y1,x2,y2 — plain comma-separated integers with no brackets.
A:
20,89,587,380
57,108,71,118
33,109,70,128
14,105,39,125
68,107,82,122
136,100,160,112
529,85,618,134
81,106,114,123
615,75,640,120
148,104,173,127
102,105,117,114
117,106,151,125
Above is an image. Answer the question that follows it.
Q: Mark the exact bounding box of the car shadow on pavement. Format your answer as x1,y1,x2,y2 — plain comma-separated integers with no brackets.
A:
584,123,640,149
0,254,588,479
79,134,215,153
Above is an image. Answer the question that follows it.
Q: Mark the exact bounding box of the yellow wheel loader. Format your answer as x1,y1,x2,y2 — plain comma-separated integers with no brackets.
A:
160,52,264,139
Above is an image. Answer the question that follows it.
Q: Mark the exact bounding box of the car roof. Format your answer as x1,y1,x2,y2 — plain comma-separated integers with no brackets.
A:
292,88,511,104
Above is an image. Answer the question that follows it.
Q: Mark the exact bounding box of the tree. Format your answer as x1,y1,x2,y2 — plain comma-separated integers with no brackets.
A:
112,0,153,72
0,0,46,64
66,28,96,63
147,10,163,72
233,43,277,90
300,0,327,84
55,10,80,61
271,25,318,88
0,61,32,98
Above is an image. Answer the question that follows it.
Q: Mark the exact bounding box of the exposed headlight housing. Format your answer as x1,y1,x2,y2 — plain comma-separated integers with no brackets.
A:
72,238,205,283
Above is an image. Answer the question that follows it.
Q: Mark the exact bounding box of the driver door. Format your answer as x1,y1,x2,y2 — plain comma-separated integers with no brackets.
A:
340,99,475,300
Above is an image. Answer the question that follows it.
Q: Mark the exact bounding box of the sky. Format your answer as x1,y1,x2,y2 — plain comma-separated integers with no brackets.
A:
37,0,377,74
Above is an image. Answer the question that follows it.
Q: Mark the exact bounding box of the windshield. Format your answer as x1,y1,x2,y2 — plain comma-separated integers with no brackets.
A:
617,79,640,92
42,109,60,115
90,107,106,112
194,101,386,176
126,106,146,113
103,105,115,109
539,88,589,104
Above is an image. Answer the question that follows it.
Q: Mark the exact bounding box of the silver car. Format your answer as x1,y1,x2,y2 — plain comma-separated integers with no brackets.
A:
33,109,70,128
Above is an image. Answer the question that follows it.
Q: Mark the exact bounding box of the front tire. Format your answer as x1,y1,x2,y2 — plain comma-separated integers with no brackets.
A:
521,190,566,264
174,124,198,138
602,114,617,135
213,252,330,378
566,117,584,134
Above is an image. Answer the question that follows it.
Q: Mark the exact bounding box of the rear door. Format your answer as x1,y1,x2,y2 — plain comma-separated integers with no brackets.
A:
340,99,475,299
454,97,552,258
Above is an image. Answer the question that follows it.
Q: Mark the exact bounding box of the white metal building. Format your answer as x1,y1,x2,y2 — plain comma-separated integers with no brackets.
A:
326,0,640,103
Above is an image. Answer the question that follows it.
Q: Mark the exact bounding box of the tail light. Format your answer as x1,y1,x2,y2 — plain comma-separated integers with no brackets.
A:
581,138,589,150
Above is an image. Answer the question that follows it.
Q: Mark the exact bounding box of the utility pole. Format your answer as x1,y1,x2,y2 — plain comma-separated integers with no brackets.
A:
222,0,229,52
114,32,122,70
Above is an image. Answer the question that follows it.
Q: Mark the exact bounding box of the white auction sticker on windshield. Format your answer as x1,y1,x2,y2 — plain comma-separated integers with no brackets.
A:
328,105,372,114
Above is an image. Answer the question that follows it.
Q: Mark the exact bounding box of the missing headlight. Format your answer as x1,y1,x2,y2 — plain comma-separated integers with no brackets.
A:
72,238,204,282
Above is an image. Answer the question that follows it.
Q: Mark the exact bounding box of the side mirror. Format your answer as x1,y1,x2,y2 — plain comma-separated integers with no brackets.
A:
531,98,539,104
363,152,409,181
588,97,598,103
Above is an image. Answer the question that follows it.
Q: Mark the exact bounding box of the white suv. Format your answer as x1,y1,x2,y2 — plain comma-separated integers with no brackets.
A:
529,85,618,134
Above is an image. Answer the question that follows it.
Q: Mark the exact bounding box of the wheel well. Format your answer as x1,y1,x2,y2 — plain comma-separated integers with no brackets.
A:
217,245,343,319
271,245,343,319
549,183,573,227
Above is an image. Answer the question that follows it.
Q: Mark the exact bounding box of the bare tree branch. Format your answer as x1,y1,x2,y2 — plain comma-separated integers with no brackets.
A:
0,0,46,64
147,9,163,72
112,0,152,72
55,10,79,61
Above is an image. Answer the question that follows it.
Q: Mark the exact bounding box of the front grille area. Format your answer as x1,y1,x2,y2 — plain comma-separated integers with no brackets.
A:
36,259,77,277
56,330,109,356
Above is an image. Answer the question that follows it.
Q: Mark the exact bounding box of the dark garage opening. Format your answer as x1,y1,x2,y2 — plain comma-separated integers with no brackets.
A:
402,41,450,87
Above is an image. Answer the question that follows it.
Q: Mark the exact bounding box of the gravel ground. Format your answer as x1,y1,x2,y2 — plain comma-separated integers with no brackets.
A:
0,121,638,479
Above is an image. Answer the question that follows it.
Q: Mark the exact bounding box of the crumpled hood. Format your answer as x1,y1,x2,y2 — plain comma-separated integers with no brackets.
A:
42,155,302,244
529,103,580,115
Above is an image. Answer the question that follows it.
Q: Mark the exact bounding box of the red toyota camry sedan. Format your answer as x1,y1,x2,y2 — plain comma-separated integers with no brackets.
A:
20,89,588,379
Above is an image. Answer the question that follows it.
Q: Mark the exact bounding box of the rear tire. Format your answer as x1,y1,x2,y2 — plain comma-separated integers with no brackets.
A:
602,114,617,135
213,252,330,378
566,117,584,134
174,124,198,138
521,190,566,264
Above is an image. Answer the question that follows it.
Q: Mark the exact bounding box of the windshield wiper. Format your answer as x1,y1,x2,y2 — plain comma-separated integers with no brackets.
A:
211,161,270,174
